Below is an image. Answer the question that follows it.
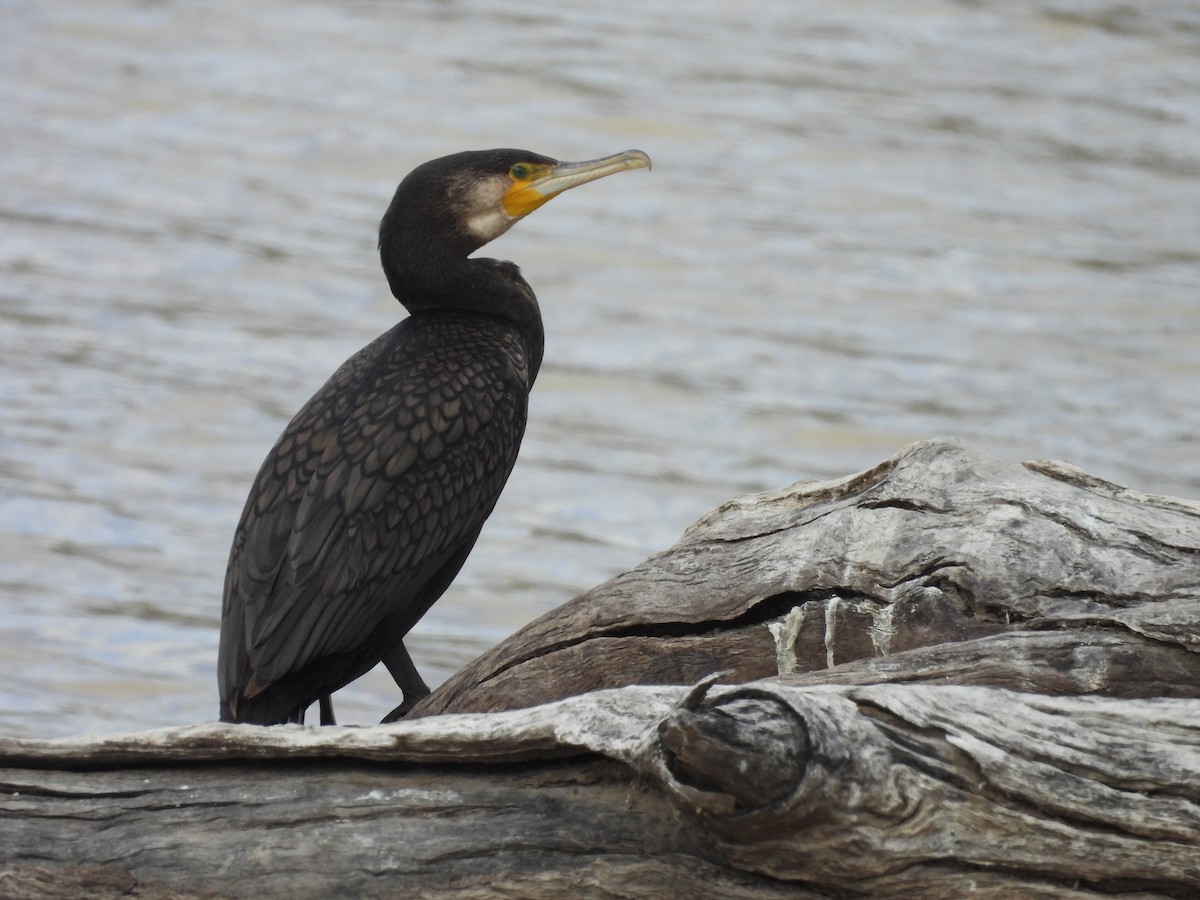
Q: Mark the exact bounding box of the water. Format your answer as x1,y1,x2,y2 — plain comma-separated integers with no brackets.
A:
2,0,1198,737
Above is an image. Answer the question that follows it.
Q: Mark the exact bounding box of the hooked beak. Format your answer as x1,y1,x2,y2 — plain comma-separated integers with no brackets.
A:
502,149,652,218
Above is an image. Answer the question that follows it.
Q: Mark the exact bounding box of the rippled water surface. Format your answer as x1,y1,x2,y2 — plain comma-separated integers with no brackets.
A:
2,0,1198,736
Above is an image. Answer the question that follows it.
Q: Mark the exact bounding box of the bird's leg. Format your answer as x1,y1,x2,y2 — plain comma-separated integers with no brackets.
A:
380,640,431,723
319,694,336,726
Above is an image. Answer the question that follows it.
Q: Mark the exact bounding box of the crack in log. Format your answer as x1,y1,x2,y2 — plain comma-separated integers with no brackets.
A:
0,783,154,801
1036,588,1163,610
1010,506,1200,567
601,590,875,641
1024,459,1200,523
859,497,948,514
855,702,991,798
135,800,243,814
691,504,845,546
892,858,1197,900
470,589,885,691
1025,503,1106,545
992,499,1200,573
1127,529,1200,559
878,556,966,591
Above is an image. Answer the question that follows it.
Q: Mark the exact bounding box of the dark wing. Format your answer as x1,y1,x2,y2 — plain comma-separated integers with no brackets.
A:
218,315,529,715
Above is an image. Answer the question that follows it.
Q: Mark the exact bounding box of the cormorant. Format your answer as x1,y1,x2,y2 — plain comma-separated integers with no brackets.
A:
218,148,651,725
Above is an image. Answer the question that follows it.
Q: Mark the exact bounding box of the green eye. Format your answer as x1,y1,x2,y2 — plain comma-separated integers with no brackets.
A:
510,163,531,180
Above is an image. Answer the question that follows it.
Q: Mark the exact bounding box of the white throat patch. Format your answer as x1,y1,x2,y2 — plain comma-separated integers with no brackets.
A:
459,174,520,243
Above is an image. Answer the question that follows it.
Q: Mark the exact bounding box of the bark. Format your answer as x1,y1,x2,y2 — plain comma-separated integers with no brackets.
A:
3,438,1199,898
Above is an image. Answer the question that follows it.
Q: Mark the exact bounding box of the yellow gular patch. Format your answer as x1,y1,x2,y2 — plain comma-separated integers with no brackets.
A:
502,182,553,218
501,163,553,218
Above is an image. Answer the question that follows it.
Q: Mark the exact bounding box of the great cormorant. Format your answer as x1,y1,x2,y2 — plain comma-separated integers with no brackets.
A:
218,148,651,725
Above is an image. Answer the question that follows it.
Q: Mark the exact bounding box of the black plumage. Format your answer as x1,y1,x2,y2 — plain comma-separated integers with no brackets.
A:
218,148,650,725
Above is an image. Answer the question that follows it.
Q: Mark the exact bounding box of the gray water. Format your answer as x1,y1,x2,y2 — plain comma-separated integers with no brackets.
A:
2,0,1198,738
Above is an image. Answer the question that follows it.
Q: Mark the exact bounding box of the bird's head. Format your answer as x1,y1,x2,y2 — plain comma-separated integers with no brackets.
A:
378,148,651,302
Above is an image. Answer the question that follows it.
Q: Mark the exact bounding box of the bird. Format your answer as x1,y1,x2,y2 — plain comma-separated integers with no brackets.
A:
217,148,651,725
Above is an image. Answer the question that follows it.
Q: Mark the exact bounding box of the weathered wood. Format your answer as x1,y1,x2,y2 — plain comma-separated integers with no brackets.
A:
4,438,1200,898
412,438,1200,716
3,681,1199,897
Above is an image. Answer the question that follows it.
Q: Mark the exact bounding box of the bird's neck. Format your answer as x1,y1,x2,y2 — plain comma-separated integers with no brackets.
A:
390,256,545,386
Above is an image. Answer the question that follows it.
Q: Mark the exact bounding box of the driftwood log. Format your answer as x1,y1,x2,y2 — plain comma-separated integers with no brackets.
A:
414,437,1200,715
3,438,1199,898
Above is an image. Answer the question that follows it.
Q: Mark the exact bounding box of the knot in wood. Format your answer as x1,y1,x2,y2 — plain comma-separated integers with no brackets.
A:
657,693,809,811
